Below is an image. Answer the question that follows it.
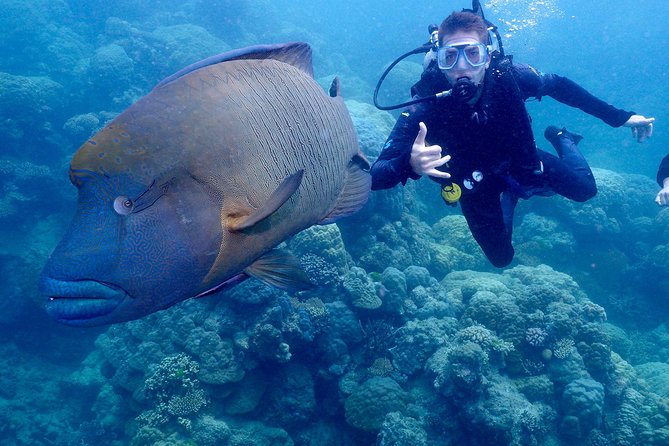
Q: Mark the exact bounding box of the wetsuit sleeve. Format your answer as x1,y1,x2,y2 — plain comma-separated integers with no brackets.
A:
370,105,424,190
513,64,634,127
658,155,669,187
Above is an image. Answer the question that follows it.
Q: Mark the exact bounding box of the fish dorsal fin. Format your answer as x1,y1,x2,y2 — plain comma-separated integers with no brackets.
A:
227,170,304,232
244,249,314,292
329,76,341,98
319,153,371,224
157,42,314,88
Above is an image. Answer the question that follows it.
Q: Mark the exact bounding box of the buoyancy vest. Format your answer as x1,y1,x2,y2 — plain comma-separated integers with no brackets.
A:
411,57,542,197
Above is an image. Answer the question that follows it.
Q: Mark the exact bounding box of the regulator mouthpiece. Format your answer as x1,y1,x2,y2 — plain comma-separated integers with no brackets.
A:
453,78,478,102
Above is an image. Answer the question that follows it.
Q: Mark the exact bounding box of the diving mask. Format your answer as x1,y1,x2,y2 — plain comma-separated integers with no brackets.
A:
437,42,489,70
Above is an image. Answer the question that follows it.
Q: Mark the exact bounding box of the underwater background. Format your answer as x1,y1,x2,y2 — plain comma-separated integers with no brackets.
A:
1,0,669,444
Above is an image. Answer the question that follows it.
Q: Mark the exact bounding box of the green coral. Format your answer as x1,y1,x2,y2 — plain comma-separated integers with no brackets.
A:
289,224,350,276
391,317,457,375
346,99,396,159
380,267,407,314
343,266,382,310
185,328,244,385
455,325,514,356
378,412,428,446
345,377,411,432
463,291,525,342
427,343,490,397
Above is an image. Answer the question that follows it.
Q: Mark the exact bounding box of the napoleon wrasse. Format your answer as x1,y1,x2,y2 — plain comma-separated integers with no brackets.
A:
40,42,370,326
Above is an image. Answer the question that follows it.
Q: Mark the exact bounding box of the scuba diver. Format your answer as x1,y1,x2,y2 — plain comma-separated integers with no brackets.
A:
370,2,655,267
656,155,669,206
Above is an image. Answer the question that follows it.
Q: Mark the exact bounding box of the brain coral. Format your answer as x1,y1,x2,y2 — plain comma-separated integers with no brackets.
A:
560,378,605,438
343,267,382,310
344,377,410,432
345,99,396,160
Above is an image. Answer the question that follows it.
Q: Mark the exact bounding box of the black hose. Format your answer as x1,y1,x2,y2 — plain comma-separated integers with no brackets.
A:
372,44,434,111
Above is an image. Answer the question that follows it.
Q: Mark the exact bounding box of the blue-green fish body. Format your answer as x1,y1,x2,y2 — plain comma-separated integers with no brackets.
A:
39,42,370,326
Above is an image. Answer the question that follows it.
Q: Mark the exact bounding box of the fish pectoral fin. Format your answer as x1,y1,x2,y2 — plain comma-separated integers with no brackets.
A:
194,273,248,298
228,170,304,232
244,249,314,292
319,152,371,224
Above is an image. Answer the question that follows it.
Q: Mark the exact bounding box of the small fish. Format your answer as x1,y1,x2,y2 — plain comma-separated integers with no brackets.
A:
39,42,370,326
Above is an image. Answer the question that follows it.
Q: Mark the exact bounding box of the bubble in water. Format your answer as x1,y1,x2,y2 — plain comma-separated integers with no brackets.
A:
485,0,563,39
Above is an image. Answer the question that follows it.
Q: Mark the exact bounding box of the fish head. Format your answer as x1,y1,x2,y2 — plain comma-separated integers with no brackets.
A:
39,124,222,326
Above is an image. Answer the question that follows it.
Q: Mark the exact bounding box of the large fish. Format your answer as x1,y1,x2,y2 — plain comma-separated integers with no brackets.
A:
39,42,370,326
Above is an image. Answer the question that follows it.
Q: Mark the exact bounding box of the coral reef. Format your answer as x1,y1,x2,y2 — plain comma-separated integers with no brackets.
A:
345,99,397,161
3,3,669,445
27,262,661,446
344,377,411,431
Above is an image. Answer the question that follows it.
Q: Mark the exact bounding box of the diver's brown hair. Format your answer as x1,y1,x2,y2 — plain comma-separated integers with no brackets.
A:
439,11,489,44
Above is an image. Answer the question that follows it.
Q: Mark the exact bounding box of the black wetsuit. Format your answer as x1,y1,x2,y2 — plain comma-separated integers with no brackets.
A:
657,155,669,186
370,61,634,267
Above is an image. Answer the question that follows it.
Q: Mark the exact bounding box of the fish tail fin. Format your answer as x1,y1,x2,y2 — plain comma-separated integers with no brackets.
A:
319,153,371,224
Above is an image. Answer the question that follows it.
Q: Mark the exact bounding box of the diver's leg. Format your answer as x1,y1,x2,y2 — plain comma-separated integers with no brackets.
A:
542,126,597,202
500,191,519,233
460,192,514,268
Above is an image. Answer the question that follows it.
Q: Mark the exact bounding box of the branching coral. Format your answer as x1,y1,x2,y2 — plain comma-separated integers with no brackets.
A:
136,353,208,432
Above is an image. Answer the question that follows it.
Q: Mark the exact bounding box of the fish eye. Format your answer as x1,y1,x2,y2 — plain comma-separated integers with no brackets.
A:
113,196,134,215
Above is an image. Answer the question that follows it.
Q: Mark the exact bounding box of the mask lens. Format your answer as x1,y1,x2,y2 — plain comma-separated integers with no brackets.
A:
438,47,460,70
463,45,485,66
438,43,488,70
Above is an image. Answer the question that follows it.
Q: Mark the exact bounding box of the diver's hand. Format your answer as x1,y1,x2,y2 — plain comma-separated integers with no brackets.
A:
656,179,669,206
624,115,655,143
410,122,451,179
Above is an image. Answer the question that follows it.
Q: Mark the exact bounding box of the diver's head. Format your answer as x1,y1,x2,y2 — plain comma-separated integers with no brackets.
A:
438,12,491,100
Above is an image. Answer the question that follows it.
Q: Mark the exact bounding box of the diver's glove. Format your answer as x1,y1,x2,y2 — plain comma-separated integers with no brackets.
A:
409,122,452,179
624,115,655,143
656,179,669,207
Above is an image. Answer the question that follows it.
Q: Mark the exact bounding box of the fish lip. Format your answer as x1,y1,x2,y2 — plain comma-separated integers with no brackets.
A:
40,277,128,323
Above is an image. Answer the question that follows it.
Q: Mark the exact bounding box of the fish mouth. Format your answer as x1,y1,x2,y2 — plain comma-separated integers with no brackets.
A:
40,277,128,325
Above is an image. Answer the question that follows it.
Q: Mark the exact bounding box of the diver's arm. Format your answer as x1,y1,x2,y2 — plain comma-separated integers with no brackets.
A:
516,65,655,142
654,155,669,206
537,73,633,127
657,178,669,207
513,65,633,127
370,108,424,190
657,155,669,188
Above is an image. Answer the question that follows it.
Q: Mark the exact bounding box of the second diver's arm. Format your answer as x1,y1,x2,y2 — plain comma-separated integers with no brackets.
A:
657,155,669,187
657,178,669,207
656,155,669,206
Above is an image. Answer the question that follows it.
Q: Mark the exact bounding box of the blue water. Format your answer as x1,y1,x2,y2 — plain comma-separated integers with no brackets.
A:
1,0,668,445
